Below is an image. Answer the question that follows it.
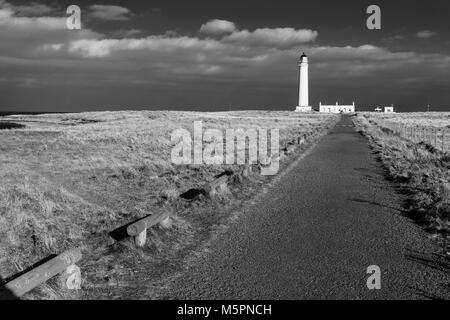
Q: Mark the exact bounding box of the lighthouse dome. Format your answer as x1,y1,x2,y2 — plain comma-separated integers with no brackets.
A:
300,52,308,62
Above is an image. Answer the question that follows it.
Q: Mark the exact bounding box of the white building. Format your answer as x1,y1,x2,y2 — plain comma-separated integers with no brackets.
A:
295,53,312,112
384,105,394,113
319,102,355,113
374,107,382,112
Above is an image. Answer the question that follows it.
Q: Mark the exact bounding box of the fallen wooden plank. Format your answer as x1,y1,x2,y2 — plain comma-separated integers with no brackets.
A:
0,248,82,300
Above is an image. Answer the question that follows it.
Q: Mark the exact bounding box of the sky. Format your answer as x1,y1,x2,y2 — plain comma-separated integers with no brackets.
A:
0,0,449,113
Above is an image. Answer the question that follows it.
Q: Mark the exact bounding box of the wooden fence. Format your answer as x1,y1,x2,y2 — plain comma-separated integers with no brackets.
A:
374,118,448,153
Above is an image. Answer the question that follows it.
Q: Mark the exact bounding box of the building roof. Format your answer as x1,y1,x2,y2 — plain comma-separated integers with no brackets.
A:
300,52,307,59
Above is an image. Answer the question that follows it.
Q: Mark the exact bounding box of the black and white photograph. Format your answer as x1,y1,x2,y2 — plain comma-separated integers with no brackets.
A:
0,0,449,308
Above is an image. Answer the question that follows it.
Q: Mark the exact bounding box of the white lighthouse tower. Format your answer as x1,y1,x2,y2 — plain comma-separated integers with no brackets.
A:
295,52,312,112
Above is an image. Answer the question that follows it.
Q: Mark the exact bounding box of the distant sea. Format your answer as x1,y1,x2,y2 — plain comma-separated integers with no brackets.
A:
0,111,73,117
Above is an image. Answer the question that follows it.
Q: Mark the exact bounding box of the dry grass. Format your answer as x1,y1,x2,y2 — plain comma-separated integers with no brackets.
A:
353,113,450,253
365,112,450,128
0,110,338,299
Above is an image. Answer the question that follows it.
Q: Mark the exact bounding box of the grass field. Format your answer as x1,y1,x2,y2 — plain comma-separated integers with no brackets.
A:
362,112,450,152
0,110,338,299
365,112,450,128
354,112,450,254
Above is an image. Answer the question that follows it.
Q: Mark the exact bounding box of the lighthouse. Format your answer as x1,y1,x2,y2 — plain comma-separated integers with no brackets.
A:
295,52,312,112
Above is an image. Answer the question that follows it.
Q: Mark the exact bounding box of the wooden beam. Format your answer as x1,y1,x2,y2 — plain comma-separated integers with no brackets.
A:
127,210,171,237
0,248,82,299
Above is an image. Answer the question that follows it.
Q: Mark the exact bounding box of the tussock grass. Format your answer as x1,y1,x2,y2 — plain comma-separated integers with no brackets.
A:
354,113,449,252
0,110,338,299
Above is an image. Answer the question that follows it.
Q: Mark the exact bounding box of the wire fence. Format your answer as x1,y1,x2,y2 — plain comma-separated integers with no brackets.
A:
373,118,449,153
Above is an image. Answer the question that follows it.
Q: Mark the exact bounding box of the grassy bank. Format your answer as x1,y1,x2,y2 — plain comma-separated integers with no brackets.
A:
0,110,339,299
353,113,449,253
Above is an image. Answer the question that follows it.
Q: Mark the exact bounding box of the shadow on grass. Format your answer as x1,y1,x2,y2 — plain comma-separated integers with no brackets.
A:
405,249,450,300
405,249,450,273
348,197,404,213
407,286,446,300
0,276,17,300
0,122,26,130
180,188,208,201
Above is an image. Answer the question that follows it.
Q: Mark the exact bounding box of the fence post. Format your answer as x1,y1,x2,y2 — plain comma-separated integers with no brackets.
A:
134,229,147,247
57,264,81,290
443,129,446,152
434,128,437,148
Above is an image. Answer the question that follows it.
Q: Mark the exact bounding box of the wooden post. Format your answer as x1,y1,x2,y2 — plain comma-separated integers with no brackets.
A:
0,248,82,299
242,165,253,178
57,264,81,290
443,129,446,152
134,229,147,247
127,210,171,247
206,175,229,198
160,217,172,229
434,128,437,147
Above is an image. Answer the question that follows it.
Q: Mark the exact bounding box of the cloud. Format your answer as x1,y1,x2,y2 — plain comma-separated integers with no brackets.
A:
200,19,237,35
12,2,55,16
223,28,318,48
0,4,64,30
0,1,100,58
1,8,449,109
0,0,54,16
381,34,405,43
67,36,225,58
416,30,437,38
110,29,143,38
89,5,131,21
62,22,319,59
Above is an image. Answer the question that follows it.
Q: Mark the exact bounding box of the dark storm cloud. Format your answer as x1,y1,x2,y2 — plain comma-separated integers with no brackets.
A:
0,0,449,112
